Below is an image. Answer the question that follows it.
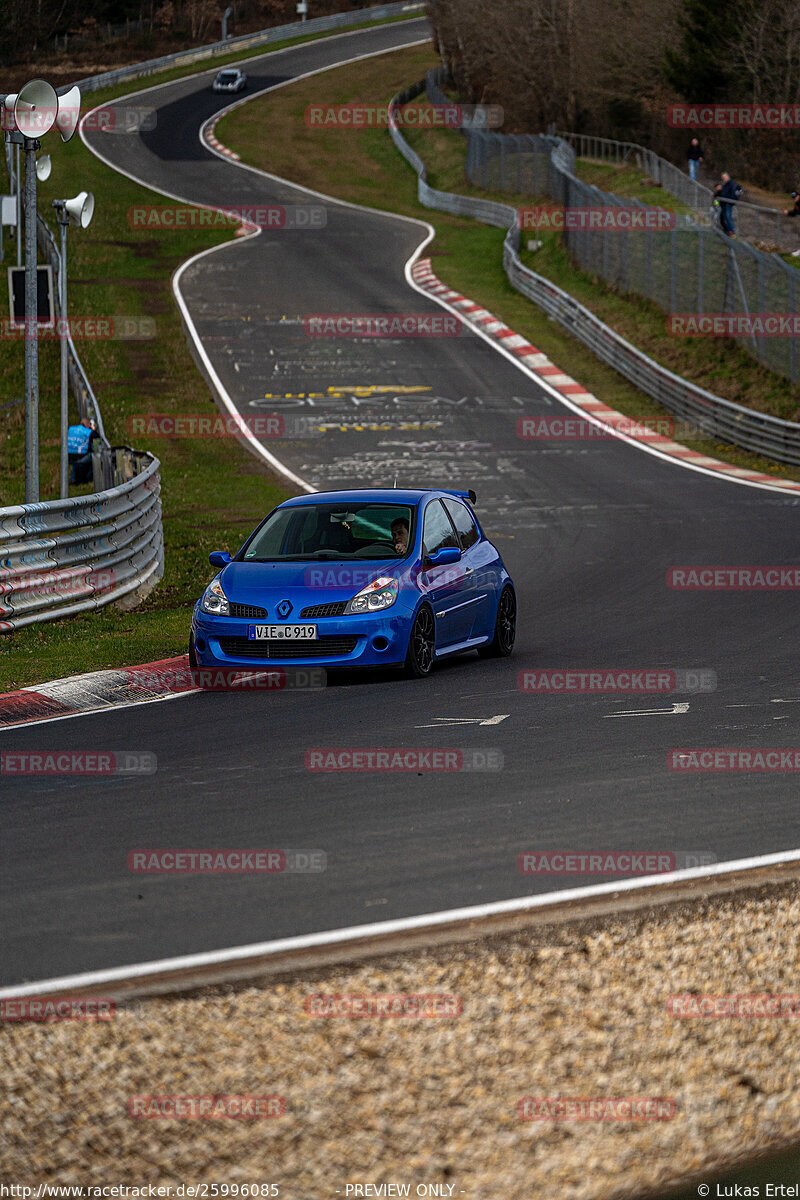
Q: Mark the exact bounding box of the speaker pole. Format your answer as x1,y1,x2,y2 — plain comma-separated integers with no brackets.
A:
23,135,40,504
56,206,69,498
16,143,22,267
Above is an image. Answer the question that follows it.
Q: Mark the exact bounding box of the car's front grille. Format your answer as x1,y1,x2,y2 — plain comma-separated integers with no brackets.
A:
228,603,268,620
218,636,358,659
300,601,348,619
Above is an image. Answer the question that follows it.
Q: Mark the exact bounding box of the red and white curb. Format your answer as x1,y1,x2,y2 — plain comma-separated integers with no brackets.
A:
205,118,240,161
0,656,192,728
412,257,800,495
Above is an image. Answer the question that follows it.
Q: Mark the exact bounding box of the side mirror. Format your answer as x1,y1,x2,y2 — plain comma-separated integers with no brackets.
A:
426,546,462,567
209,551,232,568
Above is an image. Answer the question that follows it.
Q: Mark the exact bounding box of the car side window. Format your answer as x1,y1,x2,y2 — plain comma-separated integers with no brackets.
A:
442,498,480,551
422,500,459,559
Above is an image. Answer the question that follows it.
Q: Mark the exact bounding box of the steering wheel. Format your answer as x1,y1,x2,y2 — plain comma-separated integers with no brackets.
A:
353,539,397,556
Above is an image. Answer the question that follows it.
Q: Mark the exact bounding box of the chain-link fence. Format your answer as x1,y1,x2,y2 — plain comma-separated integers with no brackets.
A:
555,131,797,250
425,69,800,385
390,77,800,463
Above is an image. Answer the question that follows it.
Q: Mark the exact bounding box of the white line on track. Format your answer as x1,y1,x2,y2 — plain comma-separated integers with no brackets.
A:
80,29,431,493
3,848,800,999
193,51,800,498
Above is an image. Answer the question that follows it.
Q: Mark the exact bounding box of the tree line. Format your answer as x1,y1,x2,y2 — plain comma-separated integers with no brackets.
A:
426,0,800,190
1,0,362,63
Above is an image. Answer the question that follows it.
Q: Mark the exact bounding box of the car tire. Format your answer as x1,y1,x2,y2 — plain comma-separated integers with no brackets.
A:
403,604,436,678
478,585,516,658
188,632,198,669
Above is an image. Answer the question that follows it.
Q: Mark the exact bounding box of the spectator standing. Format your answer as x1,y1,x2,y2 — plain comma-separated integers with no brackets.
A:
717,172,740,237
687,137,704,182
67,414,98,485
783,191,800,255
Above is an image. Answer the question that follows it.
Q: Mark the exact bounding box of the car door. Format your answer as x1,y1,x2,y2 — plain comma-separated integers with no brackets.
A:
420,499,474,648
442,497,493,640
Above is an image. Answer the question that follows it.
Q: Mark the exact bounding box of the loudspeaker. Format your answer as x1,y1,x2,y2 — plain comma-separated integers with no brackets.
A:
56,85,81,143
6,79,58,137
64,191,94,228
36,154,52,182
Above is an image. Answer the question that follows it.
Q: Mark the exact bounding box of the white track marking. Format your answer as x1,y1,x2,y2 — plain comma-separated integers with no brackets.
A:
201,59,800,498
604,703,691,717
4,847,800,999
415,714,510,727
80,31,431,493
84,22,799,502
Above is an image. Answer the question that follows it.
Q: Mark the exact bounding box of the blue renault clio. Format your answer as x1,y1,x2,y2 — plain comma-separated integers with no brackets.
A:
190,488,516,678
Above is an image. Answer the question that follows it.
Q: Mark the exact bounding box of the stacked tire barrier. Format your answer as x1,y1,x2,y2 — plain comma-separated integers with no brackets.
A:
390,77,800,465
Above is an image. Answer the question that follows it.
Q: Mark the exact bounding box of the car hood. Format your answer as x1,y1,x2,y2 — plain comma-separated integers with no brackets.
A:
217,559,412,604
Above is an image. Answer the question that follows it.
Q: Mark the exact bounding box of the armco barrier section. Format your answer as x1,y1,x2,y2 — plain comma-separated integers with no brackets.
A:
389,78,800,466
0,452,164,632
2,152,166,633
68,2,426,95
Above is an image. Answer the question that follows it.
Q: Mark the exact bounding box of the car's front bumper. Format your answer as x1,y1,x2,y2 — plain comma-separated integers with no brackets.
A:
192,605,414,669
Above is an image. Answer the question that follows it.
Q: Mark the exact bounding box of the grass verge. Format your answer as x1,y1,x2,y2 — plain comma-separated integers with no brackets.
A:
218,45,800,472
0,16,427,692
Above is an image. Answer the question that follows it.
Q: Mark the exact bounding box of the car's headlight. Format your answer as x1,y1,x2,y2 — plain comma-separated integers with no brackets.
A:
200,577,230,616
344,576,398,614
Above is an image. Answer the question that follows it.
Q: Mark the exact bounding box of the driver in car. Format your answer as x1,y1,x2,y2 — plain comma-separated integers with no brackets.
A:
391,518,409,555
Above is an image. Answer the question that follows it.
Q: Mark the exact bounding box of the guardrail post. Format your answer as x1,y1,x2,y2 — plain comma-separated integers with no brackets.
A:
697,232,704,313
670,229,677,313
791,272,798,384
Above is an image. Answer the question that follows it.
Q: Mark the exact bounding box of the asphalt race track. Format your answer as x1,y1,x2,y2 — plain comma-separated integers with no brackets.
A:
1,18,799,987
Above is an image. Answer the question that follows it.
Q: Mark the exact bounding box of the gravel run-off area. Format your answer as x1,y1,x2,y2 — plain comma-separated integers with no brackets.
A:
3,881,800,1198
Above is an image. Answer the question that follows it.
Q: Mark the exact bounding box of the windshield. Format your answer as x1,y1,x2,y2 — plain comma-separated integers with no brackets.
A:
217,72,237,83
241,503,415,562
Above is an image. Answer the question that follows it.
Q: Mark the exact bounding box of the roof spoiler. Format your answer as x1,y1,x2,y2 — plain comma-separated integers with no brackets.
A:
443,488,477,504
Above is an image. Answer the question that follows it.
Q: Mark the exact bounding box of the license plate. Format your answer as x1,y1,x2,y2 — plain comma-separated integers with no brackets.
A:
248,624,318,641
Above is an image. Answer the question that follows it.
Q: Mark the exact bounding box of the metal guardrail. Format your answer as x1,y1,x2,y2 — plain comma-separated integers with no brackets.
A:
389,77,800,466
0,452,164,632
68,2,426,96
1,3,426,633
